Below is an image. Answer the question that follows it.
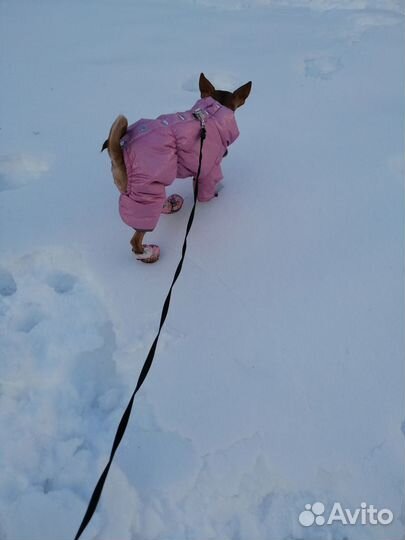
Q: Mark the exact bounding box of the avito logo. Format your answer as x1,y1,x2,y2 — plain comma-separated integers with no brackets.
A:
298,501,393,527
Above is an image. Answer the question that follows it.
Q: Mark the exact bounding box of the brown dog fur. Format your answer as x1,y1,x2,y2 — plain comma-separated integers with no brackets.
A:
102,115,128,193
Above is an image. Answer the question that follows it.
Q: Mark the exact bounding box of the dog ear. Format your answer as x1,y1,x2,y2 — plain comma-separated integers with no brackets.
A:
101,139,109,152
232,81,252,109
199,73,215,98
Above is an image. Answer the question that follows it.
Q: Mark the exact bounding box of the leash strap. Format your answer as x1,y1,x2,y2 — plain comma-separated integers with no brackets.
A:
74,124,206,540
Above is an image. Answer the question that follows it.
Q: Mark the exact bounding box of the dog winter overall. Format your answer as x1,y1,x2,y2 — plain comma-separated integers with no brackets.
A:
119,96,240,232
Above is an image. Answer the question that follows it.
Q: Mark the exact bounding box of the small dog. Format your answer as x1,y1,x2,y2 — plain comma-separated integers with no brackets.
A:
102,73,252,263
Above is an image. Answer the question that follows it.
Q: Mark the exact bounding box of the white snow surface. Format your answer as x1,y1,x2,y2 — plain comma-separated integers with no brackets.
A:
0,0,404,539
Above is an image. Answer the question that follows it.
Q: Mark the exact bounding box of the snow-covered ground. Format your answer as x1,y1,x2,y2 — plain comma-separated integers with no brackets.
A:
0,0,404,539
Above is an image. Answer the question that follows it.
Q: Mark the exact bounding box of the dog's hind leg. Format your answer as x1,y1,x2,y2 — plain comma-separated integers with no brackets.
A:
130,231,160,263
130,230,145,254
103,115,128,193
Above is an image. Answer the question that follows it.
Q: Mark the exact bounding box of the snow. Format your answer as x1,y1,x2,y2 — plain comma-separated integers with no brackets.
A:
0,0,404,539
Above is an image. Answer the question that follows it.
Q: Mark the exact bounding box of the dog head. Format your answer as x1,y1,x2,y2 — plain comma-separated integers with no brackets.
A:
199,73,252,111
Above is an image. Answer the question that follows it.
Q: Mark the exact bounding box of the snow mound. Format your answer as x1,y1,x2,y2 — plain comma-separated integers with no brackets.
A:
0,249,125,540
0,154,50,192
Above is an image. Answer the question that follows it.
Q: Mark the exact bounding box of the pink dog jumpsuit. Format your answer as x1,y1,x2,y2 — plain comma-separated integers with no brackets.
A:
119,96,240,231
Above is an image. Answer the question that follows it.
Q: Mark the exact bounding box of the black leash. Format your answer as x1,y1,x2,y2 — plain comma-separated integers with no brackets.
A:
74,120,206,540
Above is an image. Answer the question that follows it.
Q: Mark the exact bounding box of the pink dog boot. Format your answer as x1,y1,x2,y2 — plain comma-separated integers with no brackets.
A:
133,244,160,264
161,194,184,214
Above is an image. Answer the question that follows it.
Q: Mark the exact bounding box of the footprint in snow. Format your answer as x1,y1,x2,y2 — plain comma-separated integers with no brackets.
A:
0,268,17,297
12,303,45,333
304,56,343,81
46,271,77,294
0,250,124,516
